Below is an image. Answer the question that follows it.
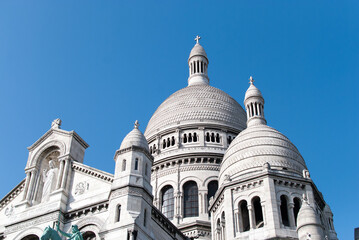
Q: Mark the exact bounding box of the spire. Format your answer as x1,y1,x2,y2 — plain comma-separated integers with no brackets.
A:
188,36,209,86
244,76,267,127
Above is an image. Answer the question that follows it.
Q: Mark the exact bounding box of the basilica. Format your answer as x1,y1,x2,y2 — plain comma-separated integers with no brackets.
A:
0,38,338,240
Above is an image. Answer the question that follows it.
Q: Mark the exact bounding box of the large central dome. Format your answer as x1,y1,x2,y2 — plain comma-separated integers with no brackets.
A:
144,84,247,138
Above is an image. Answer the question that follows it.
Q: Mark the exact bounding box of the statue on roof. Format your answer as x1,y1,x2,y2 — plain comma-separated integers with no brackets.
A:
51,118,62,129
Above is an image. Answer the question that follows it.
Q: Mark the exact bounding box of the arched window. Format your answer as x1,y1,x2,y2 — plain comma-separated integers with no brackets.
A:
183,134,187,143
163,139,166,149
122,159,126,171
216,133,220,143
206,132,210,142
227,136,232,145
134,158,139,170
211,133,215,142
252,196,264,228
167,138,170,147
239,200,250,232
149,146,152,154
116,204,121,222
21,235,39,240
193,133,198,142
207,180,218,212
188,133,192,142
280,195,290,227
161,185,174,220
183,181,198,217
82,231,96,240
293,197,301,226
171,136,175,146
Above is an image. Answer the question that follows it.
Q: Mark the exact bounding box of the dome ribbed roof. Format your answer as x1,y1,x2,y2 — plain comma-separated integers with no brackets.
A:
219,124,307,185
244,83,263,101
297,201,322,230
144,85,247,138
189,43,208,60
120,128,149,152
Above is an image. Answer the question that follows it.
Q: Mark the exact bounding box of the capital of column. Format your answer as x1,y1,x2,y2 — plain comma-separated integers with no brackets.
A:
247,205,253,211
288,202,295,209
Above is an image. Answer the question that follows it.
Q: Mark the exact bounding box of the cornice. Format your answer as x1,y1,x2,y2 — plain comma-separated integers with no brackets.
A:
72,162,113,183
27,128,89,151
114,146,153,161
0,179,25,211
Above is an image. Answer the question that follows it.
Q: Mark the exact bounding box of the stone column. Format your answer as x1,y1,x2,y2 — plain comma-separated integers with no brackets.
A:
261,201,267,226
26,169,37,202
176,128,181,148
56,159,65,189
156,135,160,154
199,127,205,146
61,158,71,189
221,222,226,240
199,190,207,214
22,171,31,201
248,204,255,229
288,202,295,228
221,130,228,147
234,209,240,233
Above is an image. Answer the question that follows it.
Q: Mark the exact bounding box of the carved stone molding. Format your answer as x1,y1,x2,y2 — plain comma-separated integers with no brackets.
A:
0,180,25,211
5,211,59,234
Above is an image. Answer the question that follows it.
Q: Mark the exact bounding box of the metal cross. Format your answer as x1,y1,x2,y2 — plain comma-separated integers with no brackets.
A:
134,120,139,129
194,35,201,44
249,76,254,84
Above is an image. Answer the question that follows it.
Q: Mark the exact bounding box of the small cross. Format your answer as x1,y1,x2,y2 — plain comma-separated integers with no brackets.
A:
134,120,139,129
249,76,254,85
194,35,201,44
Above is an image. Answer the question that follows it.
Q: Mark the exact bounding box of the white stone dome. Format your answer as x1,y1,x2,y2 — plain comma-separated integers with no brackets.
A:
120,127,149,152
144,84,247,138
244,83,263,101
189,43,208,60
297,201,322,231
219,124,307,185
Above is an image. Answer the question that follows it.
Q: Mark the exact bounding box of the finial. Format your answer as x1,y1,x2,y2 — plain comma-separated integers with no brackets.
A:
134,120,139,129
249,76,254,85
194,35,201,44
302,193,309,204
51,118,62,129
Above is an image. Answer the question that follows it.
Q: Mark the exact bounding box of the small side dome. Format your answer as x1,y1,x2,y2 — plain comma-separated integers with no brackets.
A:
219,124,307,186
120,121,149,152
296,197,324,240
297,201,321,228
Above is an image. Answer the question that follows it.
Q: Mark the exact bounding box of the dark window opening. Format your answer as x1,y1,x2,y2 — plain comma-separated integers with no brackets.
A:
161,185,174,220
280,195,290,227
252,197,264,228
184,181,198,217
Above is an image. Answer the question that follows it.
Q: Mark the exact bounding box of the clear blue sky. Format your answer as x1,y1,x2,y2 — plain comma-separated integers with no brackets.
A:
0,1,358,239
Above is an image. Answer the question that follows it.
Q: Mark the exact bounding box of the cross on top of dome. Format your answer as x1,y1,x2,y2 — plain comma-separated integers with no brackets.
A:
249,76,254,85
194,35,201,44
134,120,139,129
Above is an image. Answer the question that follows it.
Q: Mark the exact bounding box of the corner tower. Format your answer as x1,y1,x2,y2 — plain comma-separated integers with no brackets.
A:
144,37,247,239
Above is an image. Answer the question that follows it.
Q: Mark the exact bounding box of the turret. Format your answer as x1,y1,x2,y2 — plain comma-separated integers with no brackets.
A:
244,76,267,127
296,195,324,240
107,121,153,239
188,35,209,86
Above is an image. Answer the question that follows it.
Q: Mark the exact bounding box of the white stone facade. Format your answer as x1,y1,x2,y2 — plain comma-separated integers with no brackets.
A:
0,39,337,240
